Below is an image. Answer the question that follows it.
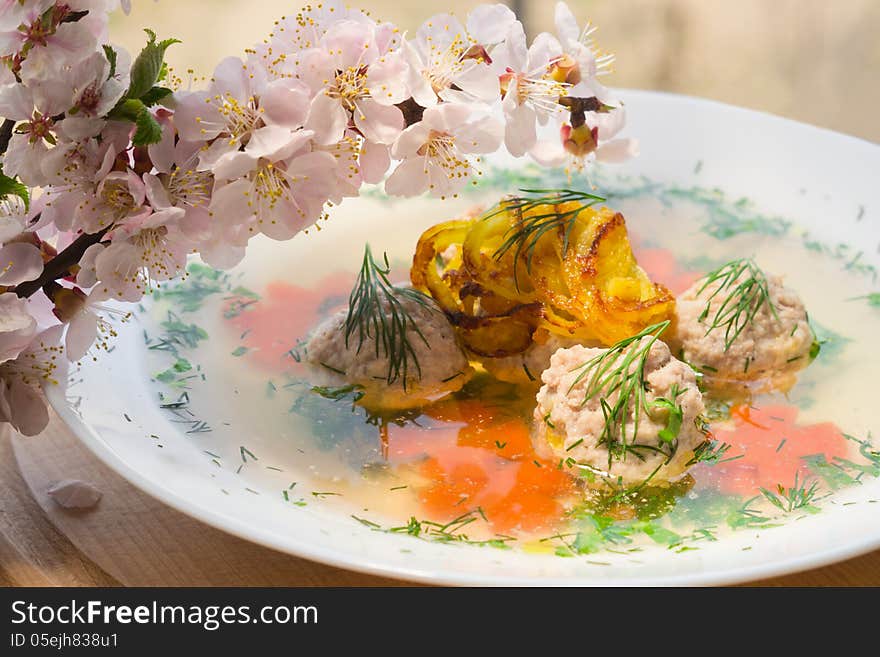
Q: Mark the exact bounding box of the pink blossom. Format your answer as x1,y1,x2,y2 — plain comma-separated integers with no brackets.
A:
0,292,38,364
145,114,215,242
494,23,567,156
4,4,99,87
0,193,30,243
74,169,150,234
248,1,386,79
0,325,64,437
209,137,337,244
403,12,504,108
529,109,638,173
174,57,314,173
39,137,119,232
49,285,129,362
0,84,65,186
554,1,615,85
302,19,408,146
51,47,132,140
386,103,502,198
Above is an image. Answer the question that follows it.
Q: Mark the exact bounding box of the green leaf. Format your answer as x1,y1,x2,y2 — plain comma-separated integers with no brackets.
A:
0,169,29,211
103,45,118,78
650,395,683,443
133,106,162,146
107,97,145,122
127,29,181,100
231,346,249,357
139,86,173,107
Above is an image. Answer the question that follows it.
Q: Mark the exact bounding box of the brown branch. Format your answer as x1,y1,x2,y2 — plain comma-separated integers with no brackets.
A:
14,228,109,299
0,119,14,155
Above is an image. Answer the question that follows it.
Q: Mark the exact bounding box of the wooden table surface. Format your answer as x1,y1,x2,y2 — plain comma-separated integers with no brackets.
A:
2,413,879,587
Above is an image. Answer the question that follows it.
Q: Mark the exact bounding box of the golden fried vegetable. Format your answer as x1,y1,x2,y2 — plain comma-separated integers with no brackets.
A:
410,190,675,360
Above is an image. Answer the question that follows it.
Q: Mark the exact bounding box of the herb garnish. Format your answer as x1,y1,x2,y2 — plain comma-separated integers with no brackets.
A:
695,258,778,350
687,438,742,466
649,383,685,443
759,472,820,514
568,321,672,463
344,244,433,388
487,188,605,288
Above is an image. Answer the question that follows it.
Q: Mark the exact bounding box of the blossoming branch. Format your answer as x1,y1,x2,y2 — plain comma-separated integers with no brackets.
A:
0,0,634,436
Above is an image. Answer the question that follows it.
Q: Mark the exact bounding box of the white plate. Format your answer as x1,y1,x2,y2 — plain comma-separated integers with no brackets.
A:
48,91,880,586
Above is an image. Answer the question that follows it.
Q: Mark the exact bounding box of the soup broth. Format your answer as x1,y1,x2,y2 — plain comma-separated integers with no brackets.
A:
141,174,880,555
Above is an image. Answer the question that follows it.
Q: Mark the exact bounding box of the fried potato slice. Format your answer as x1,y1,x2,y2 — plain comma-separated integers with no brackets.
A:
410,194,675,363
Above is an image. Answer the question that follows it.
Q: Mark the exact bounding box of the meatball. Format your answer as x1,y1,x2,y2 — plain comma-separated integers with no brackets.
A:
480,331,582,384
306,294,473,410
674,264,813,386
534,337,706,485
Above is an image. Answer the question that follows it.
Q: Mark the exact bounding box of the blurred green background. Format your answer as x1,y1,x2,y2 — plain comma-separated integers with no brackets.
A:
111,0,880,141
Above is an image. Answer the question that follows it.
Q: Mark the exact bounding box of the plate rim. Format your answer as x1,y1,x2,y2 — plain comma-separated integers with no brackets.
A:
46,89,880,587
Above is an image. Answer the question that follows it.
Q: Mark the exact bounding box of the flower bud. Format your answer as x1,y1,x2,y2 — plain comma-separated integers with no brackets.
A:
49,285,87,323
560,123,599,157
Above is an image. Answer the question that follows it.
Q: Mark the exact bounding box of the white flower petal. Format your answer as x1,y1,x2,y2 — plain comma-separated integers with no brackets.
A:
212,150,254,181
8,377,49,437
57,116,106,141
147,115,177,173
503,21,529,73
47,479,102,509
305,92,349,146
65,310,98,362
198,239,246,270
0,83,33,120
456,115,504,154
443,63,499,104
212,56,254,100
467,4,517,45
261,79,311,129
595,138,639,163
528,31,563,69
353,98,403,145
0,292,37,363
321,19,379,70
554,1,581,49
75,243,104,289
0,242,43,286
402,40,437,108
385,157,430,197
529,138,567,167
143,172,172,210
391,122,430,159
172,90,221,142
208,179,255,229
365,51,409,104
197,139,236,172
416,14,467,52
359,141,390,184
246,125,313,162
504,102,537,157
425,103,473,132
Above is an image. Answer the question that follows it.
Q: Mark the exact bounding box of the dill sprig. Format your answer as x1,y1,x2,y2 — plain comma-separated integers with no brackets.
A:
695,258,779,350
568,321,673,464
487,188,605,288
686,438,743,466
344,244,432,388
759,472,820,514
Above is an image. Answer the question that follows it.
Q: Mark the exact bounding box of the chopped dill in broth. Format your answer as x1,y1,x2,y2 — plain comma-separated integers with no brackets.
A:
142,185,880,556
